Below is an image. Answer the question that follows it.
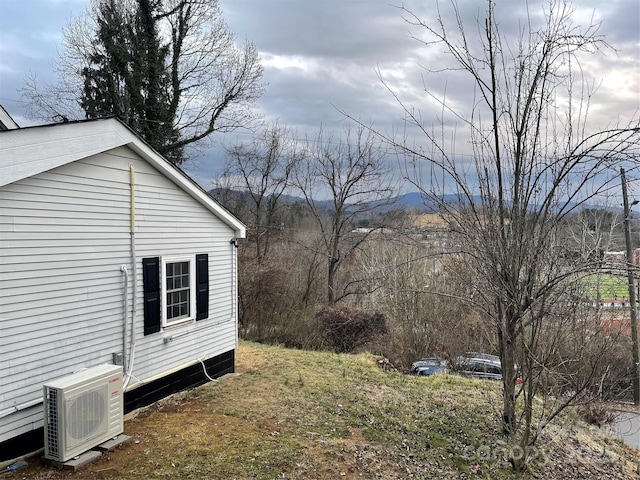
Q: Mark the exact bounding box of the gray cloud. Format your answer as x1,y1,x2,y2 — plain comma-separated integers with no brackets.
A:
224,0,415,62
1,0,637,185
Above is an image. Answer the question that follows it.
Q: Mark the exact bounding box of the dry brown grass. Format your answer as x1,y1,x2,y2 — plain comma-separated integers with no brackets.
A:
15,341,640,479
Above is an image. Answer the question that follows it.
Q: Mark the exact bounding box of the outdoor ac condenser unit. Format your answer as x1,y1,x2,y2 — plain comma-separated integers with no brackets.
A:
43,364,124,462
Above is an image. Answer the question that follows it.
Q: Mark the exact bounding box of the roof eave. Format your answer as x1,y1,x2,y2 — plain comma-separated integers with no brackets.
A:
0,118,246,238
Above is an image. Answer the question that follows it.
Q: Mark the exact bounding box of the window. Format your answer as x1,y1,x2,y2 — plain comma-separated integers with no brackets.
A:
468,361,485,373
143,254,209,335
162,256,196,327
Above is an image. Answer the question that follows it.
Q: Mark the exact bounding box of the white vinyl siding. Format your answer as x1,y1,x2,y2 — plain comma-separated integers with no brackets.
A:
0,145,238,443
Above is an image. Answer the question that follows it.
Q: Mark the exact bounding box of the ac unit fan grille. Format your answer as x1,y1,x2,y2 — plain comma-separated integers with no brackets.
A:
68,390,107,440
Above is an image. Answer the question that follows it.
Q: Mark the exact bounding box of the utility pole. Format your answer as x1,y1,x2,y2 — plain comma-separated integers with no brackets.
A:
621,167,640,407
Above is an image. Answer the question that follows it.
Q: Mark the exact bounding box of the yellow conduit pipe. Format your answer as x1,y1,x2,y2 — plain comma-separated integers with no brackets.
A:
124,163,138,388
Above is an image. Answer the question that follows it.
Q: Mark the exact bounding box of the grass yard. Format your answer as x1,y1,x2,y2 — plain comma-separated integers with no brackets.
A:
583,273,631,301
15,341,640,479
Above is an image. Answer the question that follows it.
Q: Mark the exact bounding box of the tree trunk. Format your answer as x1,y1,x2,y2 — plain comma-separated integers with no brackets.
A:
499,312,518,435
327,256,337,304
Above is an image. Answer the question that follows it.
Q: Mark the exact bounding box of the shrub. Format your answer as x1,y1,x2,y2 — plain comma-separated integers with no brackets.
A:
576,402,620,427
316,305,387,353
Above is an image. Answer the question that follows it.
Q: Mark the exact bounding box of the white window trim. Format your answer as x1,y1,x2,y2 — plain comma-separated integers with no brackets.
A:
161,254,196,328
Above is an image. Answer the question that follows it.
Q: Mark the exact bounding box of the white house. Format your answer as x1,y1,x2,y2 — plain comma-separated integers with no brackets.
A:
0,114,245,460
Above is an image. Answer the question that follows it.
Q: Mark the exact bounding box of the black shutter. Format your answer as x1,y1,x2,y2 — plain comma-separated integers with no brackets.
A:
196,253,209,320
142,257,161,335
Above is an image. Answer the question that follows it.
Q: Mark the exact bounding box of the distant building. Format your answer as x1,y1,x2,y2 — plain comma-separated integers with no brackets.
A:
604,251,626,267
603,249,640,268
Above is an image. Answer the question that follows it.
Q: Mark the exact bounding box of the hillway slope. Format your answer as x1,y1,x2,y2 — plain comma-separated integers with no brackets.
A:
15,341,640,479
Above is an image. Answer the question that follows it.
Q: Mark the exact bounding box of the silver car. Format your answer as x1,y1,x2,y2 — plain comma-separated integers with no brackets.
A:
455,352,503,380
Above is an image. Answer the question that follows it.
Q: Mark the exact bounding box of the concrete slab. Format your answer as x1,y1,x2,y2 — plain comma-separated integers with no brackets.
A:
42,434,131,471
96,434,132,452
48,450,102,471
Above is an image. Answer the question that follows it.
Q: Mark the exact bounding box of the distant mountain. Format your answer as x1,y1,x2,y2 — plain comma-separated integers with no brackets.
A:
209,188,433,213
209,188,473,214
369,192,477,213
208,188,610,216
391,192,427,209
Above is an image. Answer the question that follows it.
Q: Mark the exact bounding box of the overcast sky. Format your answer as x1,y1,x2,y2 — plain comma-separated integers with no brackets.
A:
1,0,638,190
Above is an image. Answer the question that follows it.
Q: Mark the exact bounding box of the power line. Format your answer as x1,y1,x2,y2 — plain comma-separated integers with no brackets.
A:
0,97,21,104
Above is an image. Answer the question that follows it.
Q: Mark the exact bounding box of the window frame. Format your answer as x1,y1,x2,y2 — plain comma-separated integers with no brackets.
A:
161,255,197,328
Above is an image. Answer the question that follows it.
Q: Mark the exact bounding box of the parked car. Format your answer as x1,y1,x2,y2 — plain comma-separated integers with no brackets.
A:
455,353,503,380
454,352,524,383
410,358,449,376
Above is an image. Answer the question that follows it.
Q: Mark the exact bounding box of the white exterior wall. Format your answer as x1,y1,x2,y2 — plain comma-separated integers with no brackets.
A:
0,146,238,443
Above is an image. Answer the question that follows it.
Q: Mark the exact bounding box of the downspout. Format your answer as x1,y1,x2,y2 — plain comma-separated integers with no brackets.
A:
124,163,138,389
230,238,238,328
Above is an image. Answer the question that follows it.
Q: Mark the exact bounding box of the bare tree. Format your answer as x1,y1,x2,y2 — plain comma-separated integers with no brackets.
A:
564,208,621,263
220,121,302,262
293,121,397,304
356,228,495,369
22,0,264,164
373,0,639,469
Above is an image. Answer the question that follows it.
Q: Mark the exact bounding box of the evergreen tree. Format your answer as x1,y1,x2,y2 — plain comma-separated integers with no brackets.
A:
81,0,181,163
25,0,264,166
80,0,132,121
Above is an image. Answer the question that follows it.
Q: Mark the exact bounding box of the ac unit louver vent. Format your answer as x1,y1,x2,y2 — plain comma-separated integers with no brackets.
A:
45,388,59,460
43,365,123,462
